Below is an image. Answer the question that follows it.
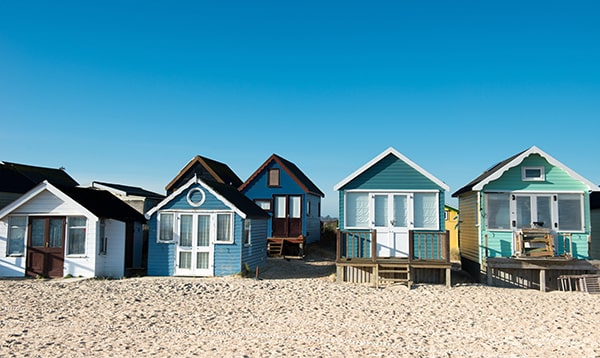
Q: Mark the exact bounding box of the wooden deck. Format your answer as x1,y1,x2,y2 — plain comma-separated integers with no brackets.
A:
486,257,600,292
336,230,452,288
267,236,305,258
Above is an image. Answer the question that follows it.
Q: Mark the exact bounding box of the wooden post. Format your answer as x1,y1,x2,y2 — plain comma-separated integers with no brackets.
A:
371,230,377,263
408,231,414,264
336,229,342,261
336,265,344,284
446,267,451,288
539,269,546,292
445,230,450,263
487,265,493,286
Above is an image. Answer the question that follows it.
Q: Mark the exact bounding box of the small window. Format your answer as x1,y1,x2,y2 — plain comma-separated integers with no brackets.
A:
98,220,107,255
7,216,27,256
268,168,280,187
307,201,311,216
255,199,272,212
522,166,545,181
158,213,174,243
444,210,449,221
216,213,232,243
243,219,251,245
558,194,583,231
67,216,87,255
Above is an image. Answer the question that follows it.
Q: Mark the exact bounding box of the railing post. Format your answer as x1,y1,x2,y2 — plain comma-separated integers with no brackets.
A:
445,230,450,263
408,230,413,264
371,230,377,263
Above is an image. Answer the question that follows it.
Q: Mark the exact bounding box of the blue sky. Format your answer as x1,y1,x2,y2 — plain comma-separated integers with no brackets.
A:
1,1,599,216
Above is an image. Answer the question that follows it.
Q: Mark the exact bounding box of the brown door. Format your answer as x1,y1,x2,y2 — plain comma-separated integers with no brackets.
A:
272,195,302,237
26,217,65,278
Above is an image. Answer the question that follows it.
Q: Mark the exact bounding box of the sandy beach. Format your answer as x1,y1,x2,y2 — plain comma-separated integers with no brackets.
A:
1,248,599,358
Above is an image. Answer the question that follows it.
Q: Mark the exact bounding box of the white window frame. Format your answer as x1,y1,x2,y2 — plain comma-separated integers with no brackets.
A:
485,193,511,231
66,216,87,256
215,212,234,243
7,216,27,257
557,193,584,232
522,166,545,181
157,212,175,243
243,219,251,246
98,220,107,255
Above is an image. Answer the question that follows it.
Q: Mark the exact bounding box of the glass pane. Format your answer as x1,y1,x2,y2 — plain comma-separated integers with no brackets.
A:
393,195,408,227
68,228,85,254
159,213,174,241
216,214,231,242
346,192,369,227
197,215,210,247
487,193,510,229
268,169,280,186
8,216,26,255
179,252,191,269
275,197,286,218
49,219,62,247
414,193,437,229
374,195,388,227
536,196,552,229
289,196,301,218
196,252,209,269
558,194,582,231
31,219,45,247
180,215,193,246
516,196,532,229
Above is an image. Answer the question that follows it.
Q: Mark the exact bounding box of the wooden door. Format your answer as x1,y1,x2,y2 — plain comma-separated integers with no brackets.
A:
272,195,302,237
26,217,65,278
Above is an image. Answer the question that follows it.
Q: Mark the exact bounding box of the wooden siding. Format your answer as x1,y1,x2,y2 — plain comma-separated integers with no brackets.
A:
339,154,444,191
13,190,84,216
146,217,175,276
338,191,345,230
591,209,600,259
458,191,480,263
445,206,460,262
214,214,243,276
241,218,268,274
305,194,321,243
484,154,589,192
161,185,231,211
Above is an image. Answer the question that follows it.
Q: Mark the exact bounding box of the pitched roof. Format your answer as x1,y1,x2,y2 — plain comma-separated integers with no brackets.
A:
0,181,145,223
92,181,165,199
452,146,600,197
333,147,449,191
239,154,325,197
165,155,243,194
147,176,269,220
0,161,79,193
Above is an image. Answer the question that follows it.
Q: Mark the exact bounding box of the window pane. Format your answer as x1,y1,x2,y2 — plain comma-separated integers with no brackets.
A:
243,220,251,245
8,216,26,255
268,169,280,186
216,214,231,242
536,196,552,228
558,194,582,231
159,213,174,242
414,193,437,229
197,215,210,247
516,196,532,229
67,217,84,254
275,197,286,218
290,196,301,218
487,193,510,230
374,195,388,227
50,219,64,248
180,215,193,246
196,252,209,269
256,200,271,211
31,219,45,247
393,195,408,227
346,193,369,227
179,252,191,269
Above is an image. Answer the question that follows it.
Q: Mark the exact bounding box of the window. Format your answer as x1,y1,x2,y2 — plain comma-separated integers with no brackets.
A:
216,213,232,242
414,193,438,229
522,166,545,181
444,210,448,221
243,219,251,245
99,220,107,255
487,193,510,230
158,213,174,242
7,216,26,256
180,215,193,246
558,194,583,231
307,201,311,216
290,196,301,219
345,192,369,227
67,216,87,255
255,199,272,212
268,169,280,187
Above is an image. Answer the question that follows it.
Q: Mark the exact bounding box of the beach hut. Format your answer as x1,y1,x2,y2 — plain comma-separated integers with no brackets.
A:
239,154,325,257
0,181,146,278
334,147,451,287
145,156,269,277
444,205,460,262
452,146,600,290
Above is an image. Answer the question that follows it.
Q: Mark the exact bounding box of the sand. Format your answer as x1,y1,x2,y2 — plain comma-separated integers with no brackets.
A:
1,248,599,357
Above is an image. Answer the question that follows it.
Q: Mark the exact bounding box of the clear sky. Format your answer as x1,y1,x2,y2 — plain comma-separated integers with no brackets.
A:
1,1,599,217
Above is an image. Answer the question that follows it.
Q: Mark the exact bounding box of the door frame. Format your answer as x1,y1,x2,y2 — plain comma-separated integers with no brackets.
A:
26,216,66,278
272,195,303,237
372,193,411,257
174,213,215,276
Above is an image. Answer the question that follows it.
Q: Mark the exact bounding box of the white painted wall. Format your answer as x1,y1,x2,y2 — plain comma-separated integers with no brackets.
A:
0,219,26,277
95,219,126,278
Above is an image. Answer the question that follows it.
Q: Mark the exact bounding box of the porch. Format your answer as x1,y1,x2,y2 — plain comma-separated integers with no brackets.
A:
336,230,452,288
267,236,305,258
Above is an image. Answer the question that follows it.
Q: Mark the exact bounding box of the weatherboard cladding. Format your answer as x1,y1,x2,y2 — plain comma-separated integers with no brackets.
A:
339,154,444,191
272,155,324,197
456,191,479,263
214,215,244,276
241,219,268,273
147,218,174,276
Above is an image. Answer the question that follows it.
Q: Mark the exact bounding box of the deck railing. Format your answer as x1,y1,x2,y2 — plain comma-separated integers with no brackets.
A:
337,229,450,263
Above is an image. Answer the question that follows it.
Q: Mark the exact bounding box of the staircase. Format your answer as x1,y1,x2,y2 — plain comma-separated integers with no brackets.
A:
376,264,411,288
267,238,284,257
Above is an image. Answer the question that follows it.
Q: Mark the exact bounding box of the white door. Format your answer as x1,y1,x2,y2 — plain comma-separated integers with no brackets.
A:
373,194,410,257
175,214,213,276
